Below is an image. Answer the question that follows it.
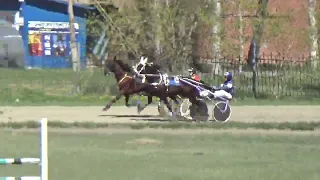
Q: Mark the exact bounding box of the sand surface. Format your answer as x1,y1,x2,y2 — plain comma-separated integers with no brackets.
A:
0,105,318,123
0,105,319,135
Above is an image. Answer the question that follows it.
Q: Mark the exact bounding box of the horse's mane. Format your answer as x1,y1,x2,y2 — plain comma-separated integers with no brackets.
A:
114,59,132,72
150,63,161,70
145,63,162,71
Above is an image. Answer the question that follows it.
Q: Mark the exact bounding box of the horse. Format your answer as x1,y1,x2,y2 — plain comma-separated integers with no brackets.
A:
132,57,181,113
104,57,205,121
103,56,175,116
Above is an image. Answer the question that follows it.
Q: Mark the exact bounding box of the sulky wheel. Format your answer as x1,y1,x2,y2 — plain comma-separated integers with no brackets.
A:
179,99,192,120
212,101,232,122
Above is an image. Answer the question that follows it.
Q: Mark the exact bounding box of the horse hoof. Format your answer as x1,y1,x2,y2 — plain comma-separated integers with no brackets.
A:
137,105,142,114
168,112,176,117
102,107,109,111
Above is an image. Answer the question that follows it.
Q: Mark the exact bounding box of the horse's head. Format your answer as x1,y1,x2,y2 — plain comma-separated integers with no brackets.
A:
104,59,117,75
135,56,148,73
104,56,129,75
135,56,162,74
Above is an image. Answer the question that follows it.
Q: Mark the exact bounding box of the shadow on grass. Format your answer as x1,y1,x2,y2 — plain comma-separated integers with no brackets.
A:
130,118,171,122
99,114,185,122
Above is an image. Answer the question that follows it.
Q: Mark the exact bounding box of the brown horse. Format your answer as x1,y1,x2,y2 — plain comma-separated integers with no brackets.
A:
104,57,207,121
103,57,175,116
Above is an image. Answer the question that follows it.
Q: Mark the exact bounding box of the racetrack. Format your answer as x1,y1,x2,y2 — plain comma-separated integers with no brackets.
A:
0,105,319,123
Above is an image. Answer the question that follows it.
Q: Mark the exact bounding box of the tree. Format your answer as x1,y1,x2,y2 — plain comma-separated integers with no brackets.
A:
68,0,80,72
237,0,244,69
212,0,221,58
308,0,318,69
247,0,269,98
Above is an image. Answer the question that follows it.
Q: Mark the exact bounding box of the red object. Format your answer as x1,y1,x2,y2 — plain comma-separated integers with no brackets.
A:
192,74,200,81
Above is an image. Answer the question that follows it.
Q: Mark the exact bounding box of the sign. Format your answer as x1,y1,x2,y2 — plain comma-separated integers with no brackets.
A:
28,21,79,34
27,21,79,57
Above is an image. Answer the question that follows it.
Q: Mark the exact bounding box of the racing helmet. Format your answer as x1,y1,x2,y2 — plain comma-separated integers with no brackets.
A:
224,72,232,80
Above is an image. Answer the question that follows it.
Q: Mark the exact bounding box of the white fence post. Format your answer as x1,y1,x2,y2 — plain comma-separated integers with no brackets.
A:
40,118,48,180
0,118,48,180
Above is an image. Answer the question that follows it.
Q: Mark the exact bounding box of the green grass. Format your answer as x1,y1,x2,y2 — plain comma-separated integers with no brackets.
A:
1,68,320,106
1,131,320,180
2,120,320,131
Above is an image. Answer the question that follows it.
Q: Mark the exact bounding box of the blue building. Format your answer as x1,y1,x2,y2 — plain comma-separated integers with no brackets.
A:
0,0,94,69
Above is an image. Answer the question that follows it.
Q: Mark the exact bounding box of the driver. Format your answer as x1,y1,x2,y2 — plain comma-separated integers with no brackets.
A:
213,72,234,100
188,68,200,81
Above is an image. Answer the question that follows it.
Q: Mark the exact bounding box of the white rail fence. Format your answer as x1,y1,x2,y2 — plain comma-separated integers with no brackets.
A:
0,118,48,180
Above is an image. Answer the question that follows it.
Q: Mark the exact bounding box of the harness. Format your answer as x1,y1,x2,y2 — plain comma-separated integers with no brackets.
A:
118,74,132,84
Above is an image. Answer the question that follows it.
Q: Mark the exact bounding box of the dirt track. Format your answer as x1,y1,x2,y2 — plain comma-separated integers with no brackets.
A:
0,105,319,123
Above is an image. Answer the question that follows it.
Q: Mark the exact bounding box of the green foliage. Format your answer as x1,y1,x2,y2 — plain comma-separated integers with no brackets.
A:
90,0,218,71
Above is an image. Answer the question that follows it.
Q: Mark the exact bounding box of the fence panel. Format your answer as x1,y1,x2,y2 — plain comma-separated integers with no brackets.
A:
190,53,319,99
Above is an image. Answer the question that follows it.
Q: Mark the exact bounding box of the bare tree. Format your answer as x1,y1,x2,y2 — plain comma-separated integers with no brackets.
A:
237,0,244,72
68,0,81,94
68,0,80,72
212,0,222,74
308,0,318,69
153,0,162,61
247,0,269,98
212,0,221,58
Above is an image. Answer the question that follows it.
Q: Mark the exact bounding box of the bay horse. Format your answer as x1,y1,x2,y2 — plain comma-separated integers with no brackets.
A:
103,56,175,115
104,57,201,120
132,58,181,113
104,57,205,121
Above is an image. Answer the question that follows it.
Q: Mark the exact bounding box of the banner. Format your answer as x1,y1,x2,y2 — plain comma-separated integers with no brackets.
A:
27,21,79,57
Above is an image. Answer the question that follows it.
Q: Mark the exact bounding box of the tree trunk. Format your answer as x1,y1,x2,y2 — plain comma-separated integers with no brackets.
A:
308,0,318,69
212,0,221,74
68,0,79,72
237,0,244,72
68,0,81,94
247,0,269,98
153,0,161,63
212,0,221,58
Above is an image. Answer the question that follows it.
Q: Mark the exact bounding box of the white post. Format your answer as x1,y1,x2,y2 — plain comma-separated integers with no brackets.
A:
40,118,48,180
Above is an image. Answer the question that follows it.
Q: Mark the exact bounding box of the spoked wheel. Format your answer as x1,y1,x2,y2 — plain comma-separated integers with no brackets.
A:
212,101,232,122
179,99,192,120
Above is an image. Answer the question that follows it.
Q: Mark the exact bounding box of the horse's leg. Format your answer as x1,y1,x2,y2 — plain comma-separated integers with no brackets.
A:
137,95,153,114
124,84,150,113
161,96,175,117
103,93,123,111
189,96,200,122
169,95,180,113
134,94,141,107
125,94,131,107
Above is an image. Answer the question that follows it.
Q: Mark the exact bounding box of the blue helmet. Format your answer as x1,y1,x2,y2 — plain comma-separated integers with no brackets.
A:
224,72,232,81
